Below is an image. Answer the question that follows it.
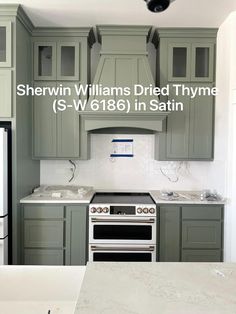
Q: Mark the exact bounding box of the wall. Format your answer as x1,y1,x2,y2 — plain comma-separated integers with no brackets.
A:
209,11,236,262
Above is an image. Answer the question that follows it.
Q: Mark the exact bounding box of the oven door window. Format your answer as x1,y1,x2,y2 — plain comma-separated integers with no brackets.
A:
94,225,152,240
93,252,152,262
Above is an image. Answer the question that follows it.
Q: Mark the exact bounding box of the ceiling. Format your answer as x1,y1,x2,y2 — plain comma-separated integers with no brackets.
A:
1,0,236,27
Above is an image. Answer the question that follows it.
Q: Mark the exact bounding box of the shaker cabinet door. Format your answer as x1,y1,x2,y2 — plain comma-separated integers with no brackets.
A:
34,42,57,80
189,84,214,159
33,82,57,158
191,43,215,82
168,43,191,81
166,85,190,159
57,42,80,81
0,21,11,67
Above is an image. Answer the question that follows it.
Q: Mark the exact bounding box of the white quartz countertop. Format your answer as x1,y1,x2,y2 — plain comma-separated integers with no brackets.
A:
150,190,226,205
20,190,95,204
20,188,225,205
0,266,85,314
75,262,236,314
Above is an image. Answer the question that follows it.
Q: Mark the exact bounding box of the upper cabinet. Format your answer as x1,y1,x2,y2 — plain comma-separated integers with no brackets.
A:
34,41,80,81
0,21,11,67
168,42,214,82
32,28,95,159
153,28,217,161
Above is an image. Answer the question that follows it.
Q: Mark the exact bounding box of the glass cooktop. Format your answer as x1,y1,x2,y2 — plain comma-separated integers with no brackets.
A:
91,193,155,204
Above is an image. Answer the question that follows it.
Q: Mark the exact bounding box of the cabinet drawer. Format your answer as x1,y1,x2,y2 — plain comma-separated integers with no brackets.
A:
182,249,222,262
24,205,64,219
24,221,64,248
24,249,64,265
0,70,12,117
182,206,222,220
182,221,221,249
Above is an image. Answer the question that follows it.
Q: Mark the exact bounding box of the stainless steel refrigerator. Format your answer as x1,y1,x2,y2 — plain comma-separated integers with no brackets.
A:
0,127,9,264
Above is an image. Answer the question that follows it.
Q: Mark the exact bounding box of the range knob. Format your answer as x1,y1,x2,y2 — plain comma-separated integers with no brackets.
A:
103,207,109,213
96,207,102,213
90,207,97,213
137,207,143,214
143,207,149,214
149,207,155,214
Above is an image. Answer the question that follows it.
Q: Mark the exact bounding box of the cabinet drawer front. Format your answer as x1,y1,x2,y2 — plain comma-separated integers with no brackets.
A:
182,249,222,262
24,205,64,219
24,221,64,248
24,249,64,265
0,70,12,118
182,221,221,249
182,206,222,220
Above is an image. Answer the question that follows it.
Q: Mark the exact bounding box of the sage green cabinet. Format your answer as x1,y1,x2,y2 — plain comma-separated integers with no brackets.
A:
159,83,214,160
0,21,11,67
158,204,224,262
24,249,64,265
65,206,87,265
34,41,79,81
159,205,181,262
33,82,80,159
21,204,88,265
168,42,214,82
154,29,217,161
0,69,12,117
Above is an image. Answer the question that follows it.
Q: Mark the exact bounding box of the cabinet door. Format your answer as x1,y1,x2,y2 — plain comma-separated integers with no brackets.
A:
191,43,214,82
65,206,87,265
166,85,190,159
182,249,222,262
57,43,79,81
24,249,64,265
168,43,191,81
182,221,222,249
24,220,64,248
189,84,214,159
0,70,12,117
57,83,80,158
0,22,11,67
34,42,56,80
33,82,57,158
159,206,181,262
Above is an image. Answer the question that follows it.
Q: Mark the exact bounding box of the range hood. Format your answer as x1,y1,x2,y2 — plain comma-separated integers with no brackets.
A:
85,25,166,125
79,26,168,159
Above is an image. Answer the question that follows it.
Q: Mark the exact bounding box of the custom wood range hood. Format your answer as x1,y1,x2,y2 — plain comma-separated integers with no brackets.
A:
79,25,168,158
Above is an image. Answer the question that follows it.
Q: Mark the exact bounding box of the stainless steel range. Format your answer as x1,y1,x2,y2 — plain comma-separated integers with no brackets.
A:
89,192,157,262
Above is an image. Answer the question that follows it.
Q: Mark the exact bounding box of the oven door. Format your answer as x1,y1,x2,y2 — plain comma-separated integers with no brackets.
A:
89,216,156,244
89,244,156,262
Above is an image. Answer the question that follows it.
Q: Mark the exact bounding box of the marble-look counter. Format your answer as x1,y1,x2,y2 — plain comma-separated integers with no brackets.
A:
75,262,236,314
150,190,226,205
20,190,95,204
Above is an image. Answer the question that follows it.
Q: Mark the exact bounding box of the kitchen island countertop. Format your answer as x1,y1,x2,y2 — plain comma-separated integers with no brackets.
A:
75,262,236,314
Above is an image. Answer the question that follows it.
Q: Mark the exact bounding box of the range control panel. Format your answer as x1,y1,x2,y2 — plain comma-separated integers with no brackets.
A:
89,204,156,216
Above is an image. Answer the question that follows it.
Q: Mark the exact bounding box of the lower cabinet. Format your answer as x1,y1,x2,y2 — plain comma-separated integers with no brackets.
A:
21,204,88,265
159,204,224,262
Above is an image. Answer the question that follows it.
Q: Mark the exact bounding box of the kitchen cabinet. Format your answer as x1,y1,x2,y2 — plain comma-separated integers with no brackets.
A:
158,204,224,262
159,205,181,262
34,41,79,81
168,42,214,82
66,206,87,265
21,204,88,266
153,29,217,161
0,69,12,117
0,21,11,67
33,82,80,159
32,28,94,159
159,83,214,160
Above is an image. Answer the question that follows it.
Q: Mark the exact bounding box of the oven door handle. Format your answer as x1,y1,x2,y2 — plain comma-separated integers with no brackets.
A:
91,218,155,223
90,245,155,252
